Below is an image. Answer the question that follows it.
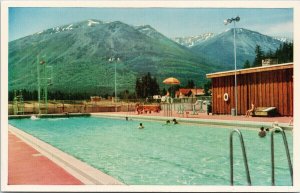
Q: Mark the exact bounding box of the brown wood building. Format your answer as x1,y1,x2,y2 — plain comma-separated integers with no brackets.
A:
206,63,293,116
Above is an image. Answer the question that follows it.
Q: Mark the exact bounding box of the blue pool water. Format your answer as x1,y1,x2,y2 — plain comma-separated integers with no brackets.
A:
9,116,293,185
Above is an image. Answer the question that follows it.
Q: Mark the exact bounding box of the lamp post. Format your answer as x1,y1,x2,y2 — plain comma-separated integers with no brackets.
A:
224,16,240,116
109,57,120,112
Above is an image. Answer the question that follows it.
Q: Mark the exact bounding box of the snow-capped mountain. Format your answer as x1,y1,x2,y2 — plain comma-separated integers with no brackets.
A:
191,28,283,70
33,19,105,36
173,33,215,47
9,19,289,95
9,19,212,94
135,25,164,39
272,36,293,43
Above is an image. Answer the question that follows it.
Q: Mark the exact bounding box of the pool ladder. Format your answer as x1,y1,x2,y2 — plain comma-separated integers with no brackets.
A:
230,128,293,186
271,127,293,186
229,129,251,185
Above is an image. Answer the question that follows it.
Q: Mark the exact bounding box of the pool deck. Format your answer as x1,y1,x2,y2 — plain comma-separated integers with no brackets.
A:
8,125,123,185
91,111,293,130
100,110,292,123
8,131,83,185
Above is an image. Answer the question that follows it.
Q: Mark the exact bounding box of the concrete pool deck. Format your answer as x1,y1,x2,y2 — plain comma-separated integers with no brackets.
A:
8,125,123,185
91,111,293,130
8,131,83,185
95,110,293,122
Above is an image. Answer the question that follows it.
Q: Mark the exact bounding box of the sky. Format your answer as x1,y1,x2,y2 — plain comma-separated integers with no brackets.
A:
9,7,293,41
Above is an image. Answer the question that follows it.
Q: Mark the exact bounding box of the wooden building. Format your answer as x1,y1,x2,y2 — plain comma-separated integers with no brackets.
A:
206,63,293,116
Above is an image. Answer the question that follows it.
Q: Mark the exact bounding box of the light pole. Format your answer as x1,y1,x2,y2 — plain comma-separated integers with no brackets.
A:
224,16,240,116
109,57,120,112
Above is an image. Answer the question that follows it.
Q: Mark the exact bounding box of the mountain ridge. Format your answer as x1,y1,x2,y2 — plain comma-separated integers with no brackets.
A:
173,32,215,47
190,28,284,69
9,19,215,95
173,29,291,49
9,20,287,96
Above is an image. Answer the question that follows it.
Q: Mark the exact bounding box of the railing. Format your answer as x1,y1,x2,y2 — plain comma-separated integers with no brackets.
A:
230,129,252,186
163,103,173,117
271,127,293,186
9,96,212,115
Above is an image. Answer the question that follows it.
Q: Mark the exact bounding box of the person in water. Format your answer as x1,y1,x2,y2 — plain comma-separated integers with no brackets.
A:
163,120,171,126
258,127,266,137
138,123,144,129
272,121,282,133
172,118,178,124
30,115,39,120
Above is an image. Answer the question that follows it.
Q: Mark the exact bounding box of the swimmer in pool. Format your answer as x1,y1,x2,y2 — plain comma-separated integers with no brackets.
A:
138,123,144,129
258,127,266,137
172,118,178,124
30,115,39,120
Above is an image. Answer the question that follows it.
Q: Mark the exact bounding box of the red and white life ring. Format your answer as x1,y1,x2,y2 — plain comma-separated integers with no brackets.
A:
223,93,229,102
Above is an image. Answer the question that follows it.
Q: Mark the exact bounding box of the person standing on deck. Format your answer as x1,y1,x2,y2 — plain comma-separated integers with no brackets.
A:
246,103,255,117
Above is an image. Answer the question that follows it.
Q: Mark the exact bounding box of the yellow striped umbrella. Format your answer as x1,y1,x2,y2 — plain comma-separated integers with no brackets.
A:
163,77,180,85
163,77,180,98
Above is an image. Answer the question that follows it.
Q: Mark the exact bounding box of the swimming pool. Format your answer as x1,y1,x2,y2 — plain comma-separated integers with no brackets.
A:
9,116,293,185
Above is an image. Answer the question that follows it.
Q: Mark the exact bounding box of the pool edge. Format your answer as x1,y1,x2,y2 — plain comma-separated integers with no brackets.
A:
90,113,293,131
8,113,91,119
8,125,124,185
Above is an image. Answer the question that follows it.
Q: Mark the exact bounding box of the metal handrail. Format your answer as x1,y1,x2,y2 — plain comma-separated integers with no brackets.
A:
163,103,172,117
271,127,293,186
230,129,252,185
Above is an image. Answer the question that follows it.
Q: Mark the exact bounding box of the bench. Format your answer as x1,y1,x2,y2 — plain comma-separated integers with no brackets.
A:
253,107,277,117
136,104,161,114
143,105,161,113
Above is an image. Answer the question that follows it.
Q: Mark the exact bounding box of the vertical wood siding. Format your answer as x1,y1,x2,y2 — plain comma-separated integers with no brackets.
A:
211,68,293,116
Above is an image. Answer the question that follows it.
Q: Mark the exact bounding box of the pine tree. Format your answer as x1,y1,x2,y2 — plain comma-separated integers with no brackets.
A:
161,88,167,96
276,42,293,63
135,72,160,99
135,78,142,98
252,42,293,67
265,49,274,58
252,45,264,67
243,60,251,69
186,80,195,88
203,80,212,96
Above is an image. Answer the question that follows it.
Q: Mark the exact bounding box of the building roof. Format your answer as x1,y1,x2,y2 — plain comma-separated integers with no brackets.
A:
178,88,192,95
175,88,204,97
206,63,293,79
190,88,204,95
